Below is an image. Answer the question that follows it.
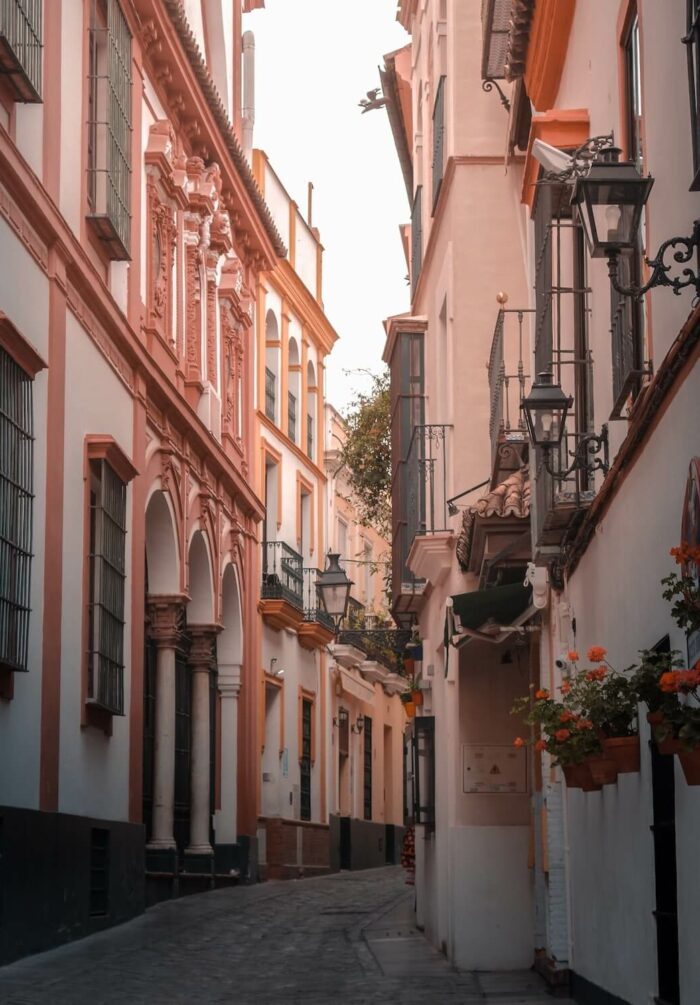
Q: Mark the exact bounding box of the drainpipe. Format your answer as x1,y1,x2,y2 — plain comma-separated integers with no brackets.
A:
242,30,255,162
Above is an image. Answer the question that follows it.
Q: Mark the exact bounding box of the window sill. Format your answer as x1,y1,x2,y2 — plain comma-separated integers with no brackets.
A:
0,666,15,701
83,702,116,736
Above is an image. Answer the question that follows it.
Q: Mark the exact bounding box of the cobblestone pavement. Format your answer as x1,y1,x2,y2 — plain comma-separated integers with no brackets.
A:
0,867,573,1004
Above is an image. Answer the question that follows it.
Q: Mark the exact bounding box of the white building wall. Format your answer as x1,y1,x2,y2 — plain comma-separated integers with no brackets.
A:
58,313,134,822
58,0,85,235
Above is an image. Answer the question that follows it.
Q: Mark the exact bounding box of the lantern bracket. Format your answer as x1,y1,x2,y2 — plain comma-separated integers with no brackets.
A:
540,424,609,481
606,220,700,303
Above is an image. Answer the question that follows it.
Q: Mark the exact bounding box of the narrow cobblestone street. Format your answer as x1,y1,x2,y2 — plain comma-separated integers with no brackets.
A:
0,868,571,1004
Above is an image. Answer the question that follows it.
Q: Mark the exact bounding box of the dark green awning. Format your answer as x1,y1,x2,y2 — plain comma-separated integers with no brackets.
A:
451,583,532,632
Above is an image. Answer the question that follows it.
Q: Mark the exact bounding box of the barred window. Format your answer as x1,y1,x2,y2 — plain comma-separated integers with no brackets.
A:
432,76,446,211
0,0,42,102
363,715,373,821
300,698,312,821
87,458,127,715
0,346,33,673
288,391,297,443
87,0,132,260
265,366,276,421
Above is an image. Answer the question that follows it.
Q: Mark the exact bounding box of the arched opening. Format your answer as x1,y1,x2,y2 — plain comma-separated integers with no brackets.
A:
188,530,215,624
219,564,243,668
288,336,300,444
265,309,280,424
145,490,179,595
306,360,317,460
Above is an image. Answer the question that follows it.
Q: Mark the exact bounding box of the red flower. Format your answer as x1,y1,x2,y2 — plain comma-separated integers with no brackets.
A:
576,719,593,731
585,667,607,682
513,737,526,748
559,710,576,723
534,689,550,701
587,646,607,663
534,739,547,752
560,681,572,695
555,728,571,742
567,651,579,662
659,671,681,693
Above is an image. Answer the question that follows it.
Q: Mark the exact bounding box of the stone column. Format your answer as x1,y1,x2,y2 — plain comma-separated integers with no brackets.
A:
186,625,219,864
146,596,186,860
215,664,242,857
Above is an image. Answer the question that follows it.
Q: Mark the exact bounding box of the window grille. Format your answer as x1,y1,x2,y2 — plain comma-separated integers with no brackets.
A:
265,366,276,421
411,186,423,296
432,76,446,211
300,699,312,821
87,458,127,715
0,0,42,102
288,391,297,443
0,346,33,673
686,0,700,190
363,715,373,820
87,0,132,260
307,413,314,458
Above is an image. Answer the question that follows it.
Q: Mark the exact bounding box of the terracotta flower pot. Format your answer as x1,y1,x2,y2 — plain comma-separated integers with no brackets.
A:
646,711,681,755
586,754,618,786
411,690,423,707
404,701,416,719
562,763,601,791
602,735,641,774
678,747,700,785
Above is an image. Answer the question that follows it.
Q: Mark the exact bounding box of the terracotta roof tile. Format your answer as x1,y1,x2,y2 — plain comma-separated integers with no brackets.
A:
456,468,530,571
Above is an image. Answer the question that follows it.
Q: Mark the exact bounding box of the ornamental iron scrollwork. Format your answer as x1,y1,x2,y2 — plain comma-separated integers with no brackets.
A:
607,220,700,303
541,133,615,184
541,425,609,482
481,78,511,112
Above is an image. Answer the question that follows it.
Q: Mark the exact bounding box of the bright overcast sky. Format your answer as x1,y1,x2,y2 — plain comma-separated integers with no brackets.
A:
245,0,410,413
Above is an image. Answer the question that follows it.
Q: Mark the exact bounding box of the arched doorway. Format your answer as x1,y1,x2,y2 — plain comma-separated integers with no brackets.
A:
215,563,244,864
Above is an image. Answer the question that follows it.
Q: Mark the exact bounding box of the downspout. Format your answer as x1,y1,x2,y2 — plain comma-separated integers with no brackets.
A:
242,30,255,162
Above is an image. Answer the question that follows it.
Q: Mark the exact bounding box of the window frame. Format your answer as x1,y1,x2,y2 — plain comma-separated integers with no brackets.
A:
82,435,137,730
0,0,43,103
431,75,446,212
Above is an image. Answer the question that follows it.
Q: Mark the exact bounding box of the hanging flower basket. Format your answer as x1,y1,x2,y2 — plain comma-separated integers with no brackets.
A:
601,735,641,773
411,689,423,707
586,753,618,786
404,701,416,719
562,762,601,791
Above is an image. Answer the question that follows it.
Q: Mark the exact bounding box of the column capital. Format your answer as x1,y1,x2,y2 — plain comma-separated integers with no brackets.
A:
188,624,221,670
218,664,242,698
147,594,188,647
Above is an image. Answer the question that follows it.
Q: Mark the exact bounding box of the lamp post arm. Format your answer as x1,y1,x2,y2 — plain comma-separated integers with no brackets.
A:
541,425,609,481
606,221,700,302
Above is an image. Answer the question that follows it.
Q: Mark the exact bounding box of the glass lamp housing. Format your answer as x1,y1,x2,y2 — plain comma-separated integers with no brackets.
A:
316,553,353,626
571,147,654,258
522,372,573,449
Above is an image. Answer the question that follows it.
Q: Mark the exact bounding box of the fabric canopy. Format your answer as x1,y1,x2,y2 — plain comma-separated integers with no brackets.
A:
451,582,532,632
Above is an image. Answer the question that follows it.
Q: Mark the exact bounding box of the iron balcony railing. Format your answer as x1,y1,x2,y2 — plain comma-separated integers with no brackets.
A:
0,0,42,102
405,424,452,537
337,601,411,673
302,567,335,631
265,367,276,421
261,540,303,610
488,307,534,467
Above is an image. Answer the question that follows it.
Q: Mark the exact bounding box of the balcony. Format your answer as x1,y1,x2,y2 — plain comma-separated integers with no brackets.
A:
488,307,534,481
403,424,455,588
0,0,42,102
259,541,304,631
337,602,411,676
297,568,336,650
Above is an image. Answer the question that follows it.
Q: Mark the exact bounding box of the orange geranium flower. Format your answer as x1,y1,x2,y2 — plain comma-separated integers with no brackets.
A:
513,736,526,748
567,650,579,662
534,689,550,700
587,646,607,663
576,718,593,731
560,681,572,695
534,739,547,752
559,710,576,723
585,667,607,682
555,728,571,742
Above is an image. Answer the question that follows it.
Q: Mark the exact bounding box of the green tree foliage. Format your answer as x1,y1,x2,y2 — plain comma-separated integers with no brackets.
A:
341,370,391,538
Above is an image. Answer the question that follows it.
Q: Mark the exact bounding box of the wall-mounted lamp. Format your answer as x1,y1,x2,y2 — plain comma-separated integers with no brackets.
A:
571,146,700,301
333,708,349,729
522,372,609,480
269,658,284,679
316,553,354,631
351,713,365,735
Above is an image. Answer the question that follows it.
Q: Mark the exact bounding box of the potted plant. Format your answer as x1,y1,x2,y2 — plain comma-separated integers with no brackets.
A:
565,648,640,774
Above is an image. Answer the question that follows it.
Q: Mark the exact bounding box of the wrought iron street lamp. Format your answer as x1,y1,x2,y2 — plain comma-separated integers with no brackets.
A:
522,372,609,481
316,553,353,631
572,147,700,301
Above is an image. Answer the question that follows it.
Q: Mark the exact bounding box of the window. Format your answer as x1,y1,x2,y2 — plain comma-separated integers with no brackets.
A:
432,76,446,211
265,366,276,421
413,716,435,827
307,413,314,459
686,0,700,189
0,0,42,102
363,715,373,820
411,186,423,295
287,390,297,443
87,458,127,715
0,345,33,676
611,9,646,417
87,0,132,260
300,698,312,821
